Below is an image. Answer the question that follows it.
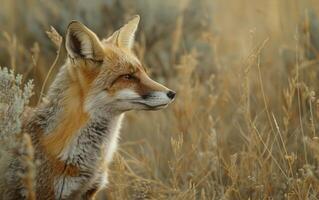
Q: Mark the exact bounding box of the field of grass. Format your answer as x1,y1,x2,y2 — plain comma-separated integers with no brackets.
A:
1,0,319,199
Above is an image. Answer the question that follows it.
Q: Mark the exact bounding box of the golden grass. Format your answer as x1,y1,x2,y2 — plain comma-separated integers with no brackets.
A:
1,0,319,199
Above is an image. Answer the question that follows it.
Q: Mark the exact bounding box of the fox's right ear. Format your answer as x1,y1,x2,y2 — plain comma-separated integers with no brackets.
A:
103,15,140,50
66,21,104,61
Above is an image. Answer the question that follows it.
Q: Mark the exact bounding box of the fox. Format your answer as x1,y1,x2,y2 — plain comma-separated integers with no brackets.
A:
0,15,176,200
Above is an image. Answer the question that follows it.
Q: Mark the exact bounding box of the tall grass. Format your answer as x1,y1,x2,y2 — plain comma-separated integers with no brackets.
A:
1,0,319,199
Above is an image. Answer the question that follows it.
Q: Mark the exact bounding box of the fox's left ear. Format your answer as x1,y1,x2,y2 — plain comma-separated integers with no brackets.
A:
103,15,140,50
66,21,104,61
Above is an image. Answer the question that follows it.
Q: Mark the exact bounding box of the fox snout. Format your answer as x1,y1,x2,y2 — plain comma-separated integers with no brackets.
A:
142,90,176,100
115,81,176,111
129,72,176,110
137,89,176,109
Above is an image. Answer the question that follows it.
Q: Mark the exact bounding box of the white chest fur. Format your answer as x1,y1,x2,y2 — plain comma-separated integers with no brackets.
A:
58,114,124,162
54,114,124,199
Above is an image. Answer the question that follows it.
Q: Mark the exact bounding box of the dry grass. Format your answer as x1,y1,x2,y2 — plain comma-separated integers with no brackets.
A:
1,0,319,199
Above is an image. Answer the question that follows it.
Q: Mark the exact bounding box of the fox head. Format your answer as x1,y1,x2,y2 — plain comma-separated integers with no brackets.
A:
64,15,176,115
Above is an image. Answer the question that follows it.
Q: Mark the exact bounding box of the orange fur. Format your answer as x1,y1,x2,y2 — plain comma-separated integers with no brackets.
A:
40,66,98,158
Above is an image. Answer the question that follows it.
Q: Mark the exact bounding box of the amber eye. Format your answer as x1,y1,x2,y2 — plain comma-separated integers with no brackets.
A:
122,74,135,80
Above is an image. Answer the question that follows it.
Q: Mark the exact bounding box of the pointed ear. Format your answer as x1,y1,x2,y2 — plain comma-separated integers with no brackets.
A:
103,15,140,50
66,21,104,61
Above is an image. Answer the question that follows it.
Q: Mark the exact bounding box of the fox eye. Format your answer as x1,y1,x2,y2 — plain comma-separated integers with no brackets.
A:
122,74,135,80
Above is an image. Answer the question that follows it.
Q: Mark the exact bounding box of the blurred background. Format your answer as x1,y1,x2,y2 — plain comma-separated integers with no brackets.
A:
1,0,319,199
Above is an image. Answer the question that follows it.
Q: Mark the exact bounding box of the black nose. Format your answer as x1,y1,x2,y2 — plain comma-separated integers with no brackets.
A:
167,90,176,99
